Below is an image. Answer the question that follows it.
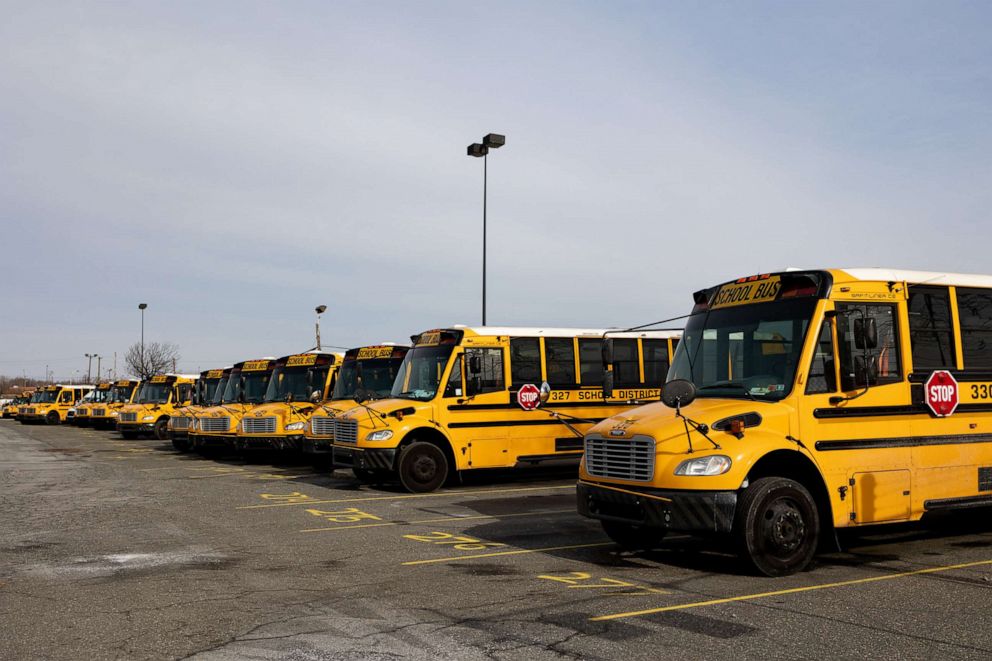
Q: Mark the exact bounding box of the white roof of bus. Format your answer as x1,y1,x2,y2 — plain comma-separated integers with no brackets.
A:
837,268,992,289
451,325,681,339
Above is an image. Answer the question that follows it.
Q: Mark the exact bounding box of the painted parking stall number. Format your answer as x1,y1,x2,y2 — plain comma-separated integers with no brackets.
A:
404,531,507,551
306,507,381,523
539,571,668,596
925,370,959,417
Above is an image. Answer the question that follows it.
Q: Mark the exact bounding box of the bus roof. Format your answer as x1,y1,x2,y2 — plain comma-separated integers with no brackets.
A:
836,268,992,289
450,326,681,339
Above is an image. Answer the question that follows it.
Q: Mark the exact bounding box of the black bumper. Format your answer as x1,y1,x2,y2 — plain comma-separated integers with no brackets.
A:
192,433,236,449
577,481,737,534
238,435,303,451
301,437,333,455
332,446,396,471
118,423,155,433
170,430,189,440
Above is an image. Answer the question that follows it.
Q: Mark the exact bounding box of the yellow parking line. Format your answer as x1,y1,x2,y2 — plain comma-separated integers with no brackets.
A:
402,542,613,566
240,484,574,509
300,508,574,533
590,558,992,621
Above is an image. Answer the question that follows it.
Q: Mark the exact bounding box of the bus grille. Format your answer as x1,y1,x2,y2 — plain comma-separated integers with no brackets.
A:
25,407,36,416
119,412,137,423
93,408,106,417
242,417,276,434
199,417,230,432
171,416,190,430
333,418,358,444
310,417,335,437
584,435,655,482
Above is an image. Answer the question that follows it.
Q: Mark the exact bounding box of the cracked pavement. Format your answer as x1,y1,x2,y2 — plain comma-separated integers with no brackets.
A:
3,420,992,660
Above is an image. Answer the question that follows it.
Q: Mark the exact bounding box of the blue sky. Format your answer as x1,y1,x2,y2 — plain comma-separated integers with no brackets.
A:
1,1,990,379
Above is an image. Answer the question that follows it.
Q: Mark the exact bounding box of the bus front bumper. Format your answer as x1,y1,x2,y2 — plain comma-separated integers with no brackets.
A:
301,437,333,455
192,433,236,449
332,445,396,471
118,421,155,434
576,480,737,534
238,435,304,451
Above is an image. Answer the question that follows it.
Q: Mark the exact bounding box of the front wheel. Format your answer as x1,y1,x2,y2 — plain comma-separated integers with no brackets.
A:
153,419,169,441
601,520,667,551
735,477,819,577
46,412,60,425
397,442,448,493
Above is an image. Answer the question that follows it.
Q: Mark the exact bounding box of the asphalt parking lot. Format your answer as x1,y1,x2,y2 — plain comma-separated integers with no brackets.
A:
3,420,992,660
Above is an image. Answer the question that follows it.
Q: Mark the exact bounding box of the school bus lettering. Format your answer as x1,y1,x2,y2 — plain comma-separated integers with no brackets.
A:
150,375,169,383
711,276,782,309
286,354,318,367
242,360,270,371
417,331,441,346
357,346,395,359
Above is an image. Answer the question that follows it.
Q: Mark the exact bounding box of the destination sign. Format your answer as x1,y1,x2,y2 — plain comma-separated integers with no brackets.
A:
711,276,782,309
357,346,394,360
286,354,318,367
242,360,271,371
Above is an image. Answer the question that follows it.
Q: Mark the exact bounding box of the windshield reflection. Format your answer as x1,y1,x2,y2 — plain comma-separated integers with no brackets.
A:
390,346,454,401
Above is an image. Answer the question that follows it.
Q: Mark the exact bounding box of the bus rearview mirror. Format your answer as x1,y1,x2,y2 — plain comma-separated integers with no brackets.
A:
539,381,551,404
468,355,482,374
601,339,614,368
854,317,878,350
602,372,614,400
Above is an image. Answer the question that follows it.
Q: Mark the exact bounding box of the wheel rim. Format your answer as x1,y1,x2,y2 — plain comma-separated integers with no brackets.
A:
409,453,437,484
759,497,806,555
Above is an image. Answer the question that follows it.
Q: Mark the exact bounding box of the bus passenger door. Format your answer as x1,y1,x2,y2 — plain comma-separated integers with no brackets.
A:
446,347,510,469
798,303,914,526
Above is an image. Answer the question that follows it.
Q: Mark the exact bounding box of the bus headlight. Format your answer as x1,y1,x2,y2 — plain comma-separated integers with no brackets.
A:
366,430,393,441
674,455,732,476
142,415,155,421
285,422,305,432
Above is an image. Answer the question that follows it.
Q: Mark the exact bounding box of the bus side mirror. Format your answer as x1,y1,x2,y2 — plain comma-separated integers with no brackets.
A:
310,390,321,403
468,355,482,374
466,376,482,396
601,339,615,399
854,317,878,350
602,371,614,400
238,392,246,404
539,381,551,404
601,339,614,368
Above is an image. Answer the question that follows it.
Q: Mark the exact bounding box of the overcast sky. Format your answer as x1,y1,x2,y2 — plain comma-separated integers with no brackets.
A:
1,1,990,379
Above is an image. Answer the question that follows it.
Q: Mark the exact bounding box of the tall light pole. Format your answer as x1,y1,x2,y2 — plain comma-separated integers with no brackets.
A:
138,303,148,377
95,355,102,382
315,305,327,350
466,133,505,326
85,353,95,382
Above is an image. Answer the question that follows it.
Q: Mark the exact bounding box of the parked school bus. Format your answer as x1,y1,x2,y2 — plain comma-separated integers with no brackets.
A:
332,327,680,492
169,368,227,452
19,384,93,424
3,390,33,418
302,345,410,467
90,379,140,429
71,382,113,426
117,374,197,439
236,351,343,452
18,390,45,420
190,359,275,452
578,268,992,576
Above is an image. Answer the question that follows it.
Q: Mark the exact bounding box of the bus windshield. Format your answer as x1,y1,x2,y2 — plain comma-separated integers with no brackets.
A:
201,379,223,405
669,298,817,401
138,383,172,404
390,346,454,401
242,372,271,404
37,390,58,403
334,358,402,401
212,377,231,405
93,389,110,403
108,386,132,404
263,366,311,403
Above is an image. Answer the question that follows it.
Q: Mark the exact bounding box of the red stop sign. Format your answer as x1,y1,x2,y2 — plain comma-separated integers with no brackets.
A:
925,370,959,417
516,383,541,411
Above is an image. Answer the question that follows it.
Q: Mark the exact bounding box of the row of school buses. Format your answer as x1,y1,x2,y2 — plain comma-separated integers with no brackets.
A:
6,268,992,577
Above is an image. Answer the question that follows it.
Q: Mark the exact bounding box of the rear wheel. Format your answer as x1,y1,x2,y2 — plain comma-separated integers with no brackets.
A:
397,442,448,493
601,520,667,551
46,411,60,425
735,477,819,576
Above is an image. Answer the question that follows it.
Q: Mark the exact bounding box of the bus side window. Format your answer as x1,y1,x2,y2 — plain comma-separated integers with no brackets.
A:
956,287,992,369
578,339,603,386
613,339,639,387
805,322,836,394
545,338,576,387
444,355,463,397
836,303,901,390
643,339,670,386
908,286,956,369
510,338,541,386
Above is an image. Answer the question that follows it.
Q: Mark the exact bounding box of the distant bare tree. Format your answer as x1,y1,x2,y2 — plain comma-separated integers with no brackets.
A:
124,342,181,379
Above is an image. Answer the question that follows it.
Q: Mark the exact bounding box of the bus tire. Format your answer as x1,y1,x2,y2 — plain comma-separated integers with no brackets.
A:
397,441,448,493
46,411,60,425
153,419,168,441
601,520,667,551
121,431,139,440
735,476,819,577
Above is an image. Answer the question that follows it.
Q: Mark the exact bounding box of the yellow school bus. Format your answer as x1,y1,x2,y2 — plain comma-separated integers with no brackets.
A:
332,327,681,492
90,379,141,429
190,358,275,453
71,382,113,426
578,268,992,576
302,345,410,466
3,392,33,419
20,384,94,424
169,368,227,452
117,374,197,440
236,351,344,452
